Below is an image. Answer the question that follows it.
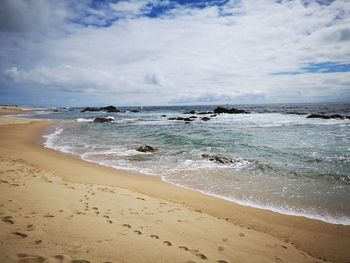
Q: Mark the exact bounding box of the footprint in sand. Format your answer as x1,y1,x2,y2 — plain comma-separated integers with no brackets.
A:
133,230,142,235
150,234,159,239
238,233,245,237
26,224,35,231
122,224,131,228
195,253,208,260
163,241,172,246
43,214,54,218
107,220,113,224
13,232,28,238
2,216,14,224
222,238,228,242
17,253,46,263
179,246,189,251
217,260,229,263
217,246,225,252
35,240,42,245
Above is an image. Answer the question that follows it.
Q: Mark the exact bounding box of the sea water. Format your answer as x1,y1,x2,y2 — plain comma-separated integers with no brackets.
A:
25,103,350,225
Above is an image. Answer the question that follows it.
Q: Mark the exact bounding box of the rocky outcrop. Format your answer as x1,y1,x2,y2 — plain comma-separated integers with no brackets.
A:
93,117,114,123
81,107,99,112
136,145,159,153
201,117,210,121
197,111,213,115
161,115,167,117
81,105,120,113
307,114,344,119
101,106,120,112
184,110,196,114
214,107,248,114
168,117,193,121
201,154,233,164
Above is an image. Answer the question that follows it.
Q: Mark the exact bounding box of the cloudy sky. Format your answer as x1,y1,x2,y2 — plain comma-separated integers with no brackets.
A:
0,0,349,106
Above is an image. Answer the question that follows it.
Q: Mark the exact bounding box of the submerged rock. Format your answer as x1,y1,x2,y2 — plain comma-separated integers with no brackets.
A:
201,117,210,121
136,145,159,153
93,117,114,123
214,107,248,114
184,110,196,114
101,106,120,112
201,154,233,164
81,107,99,112
81,105,120,113
197,111,213,115
307,114,344,119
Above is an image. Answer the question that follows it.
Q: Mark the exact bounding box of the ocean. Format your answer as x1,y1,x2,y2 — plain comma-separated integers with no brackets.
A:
21,103,350,225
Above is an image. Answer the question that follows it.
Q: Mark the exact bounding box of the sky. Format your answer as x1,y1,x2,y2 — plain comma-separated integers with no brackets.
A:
0,0,349,107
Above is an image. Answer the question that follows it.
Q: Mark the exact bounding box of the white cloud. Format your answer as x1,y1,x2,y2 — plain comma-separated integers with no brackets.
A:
2,0,350,105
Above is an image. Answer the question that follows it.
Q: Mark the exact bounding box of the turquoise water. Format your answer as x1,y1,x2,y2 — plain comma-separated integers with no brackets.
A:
26,103,350,224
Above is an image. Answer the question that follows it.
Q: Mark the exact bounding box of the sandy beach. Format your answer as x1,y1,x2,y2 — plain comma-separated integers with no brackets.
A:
0,109,349,263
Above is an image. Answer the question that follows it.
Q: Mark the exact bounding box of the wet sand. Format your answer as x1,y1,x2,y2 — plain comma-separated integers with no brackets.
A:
0,111,349,262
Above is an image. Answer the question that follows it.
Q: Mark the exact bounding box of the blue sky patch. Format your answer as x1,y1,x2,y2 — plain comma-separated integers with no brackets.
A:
272,62,350,75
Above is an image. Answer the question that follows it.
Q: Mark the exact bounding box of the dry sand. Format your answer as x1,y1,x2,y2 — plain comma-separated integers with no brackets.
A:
0,110,349,263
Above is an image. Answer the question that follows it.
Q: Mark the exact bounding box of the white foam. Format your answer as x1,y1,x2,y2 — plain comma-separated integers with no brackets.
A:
76,118,94,122
43,127,64,149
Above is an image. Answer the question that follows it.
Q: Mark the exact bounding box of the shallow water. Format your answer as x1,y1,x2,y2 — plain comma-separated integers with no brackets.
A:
27,103,350,224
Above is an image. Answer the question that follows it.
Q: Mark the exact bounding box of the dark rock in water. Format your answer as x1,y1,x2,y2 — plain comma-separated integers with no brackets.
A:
93,117,113,123
81,107,99,112
201,117,210,121
210,114,217,117
101,105,120,112
286,111,307,115
81,105,120,113
306,114,344,119
130,109,140,113
307,114,330,119
201,154,233,164
346,116,350,119
214,107,248,114
330,114,344,119
136,145,159,153
197,111,213,115
161,115,167,117
168,116,193,121
184,110,196,114
53,109,59,112
189,116,197,119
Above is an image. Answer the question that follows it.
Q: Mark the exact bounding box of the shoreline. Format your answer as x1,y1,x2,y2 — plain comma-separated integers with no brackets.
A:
0,114,350,262
44,122,349,226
